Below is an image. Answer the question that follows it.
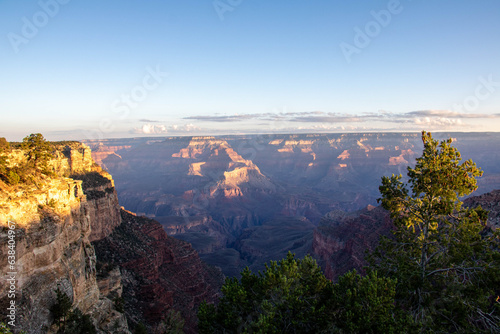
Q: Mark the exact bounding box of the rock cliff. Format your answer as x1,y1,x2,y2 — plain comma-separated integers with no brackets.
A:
464,189,500,230
312,189,500,281
0,143,129,333
0,141,223,333
71,171,122,242
0,142,226,334
312,206,393,280
93,210,223,333
172,137,276,199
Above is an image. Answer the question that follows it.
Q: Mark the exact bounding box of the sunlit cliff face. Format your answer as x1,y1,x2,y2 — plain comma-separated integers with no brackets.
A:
0,143,128,332
172,137,276,198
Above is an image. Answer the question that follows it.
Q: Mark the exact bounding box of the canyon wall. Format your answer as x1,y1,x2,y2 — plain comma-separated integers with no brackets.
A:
313,190,500,281
0,141,223,333
312,206,393,280
0,143,128,333
464,189,500,230
93,210,223,333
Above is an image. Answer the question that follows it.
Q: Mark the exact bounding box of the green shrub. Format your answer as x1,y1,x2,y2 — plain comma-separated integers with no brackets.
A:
50,287,97,333
0,138,10,153
133,322,148,334
0,323,13,334
22,133,53,171
50,287,72,328
64,308,96,334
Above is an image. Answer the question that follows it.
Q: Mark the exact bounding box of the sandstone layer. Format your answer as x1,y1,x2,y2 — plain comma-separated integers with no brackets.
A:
0,143,129,333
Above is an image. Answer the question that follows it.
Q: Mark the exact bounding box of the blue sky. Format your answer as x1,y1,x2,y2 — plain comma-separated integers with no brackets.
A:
1,0,500,140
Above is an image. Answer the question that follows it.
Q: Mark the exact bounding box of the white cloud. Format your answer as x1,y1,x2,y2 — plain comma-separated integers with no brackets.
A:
184,110,500,125
129,109,500,136
169,123,201,132
132,123,201,135
414,117,464,128
133,124,168,134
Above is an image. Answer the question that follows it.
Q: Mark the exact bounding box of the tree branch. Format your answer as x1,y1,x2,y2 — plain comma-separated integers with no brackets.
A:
426,266,484,277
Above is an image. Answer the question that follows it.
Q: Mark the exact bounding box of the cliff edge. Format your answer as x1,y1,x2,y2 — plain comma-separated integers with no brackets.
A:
0,139,223,333
0,142,128,333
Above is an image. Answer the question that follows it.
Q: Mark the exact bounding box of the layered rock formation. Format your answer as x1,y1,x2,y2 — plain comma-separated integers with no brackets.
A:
83,133,500,278
0,143,129,333
85,137,283,276
93,210,223,333
71,171,122,242
171,137,276,199
0,141,223,333
312,206,393,280
312,189,500,281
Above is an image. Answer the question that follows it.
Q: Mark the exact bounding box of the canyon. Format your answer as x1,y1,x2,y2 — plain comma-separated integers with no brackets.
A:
1,132,499,333
0,142,221,333
84,132,500,276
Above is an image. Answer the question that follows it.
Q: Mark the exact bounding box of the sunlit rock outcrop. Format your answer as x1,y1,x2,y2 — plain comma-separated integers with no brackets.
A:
0,143,129,333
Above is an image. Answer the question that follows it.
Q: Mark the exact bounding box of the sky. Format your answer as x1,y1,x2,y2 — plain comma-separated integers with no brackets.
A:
1,0,500,141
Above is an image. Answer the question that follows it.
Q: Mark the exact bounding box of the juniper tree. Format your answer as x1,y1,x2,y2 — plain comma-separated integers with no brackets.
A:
21,133,53,171
50,287,72,329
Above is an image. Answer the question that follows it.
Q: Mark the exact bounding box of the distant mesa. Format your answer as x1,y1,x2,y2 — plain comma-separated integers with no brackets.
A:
172,138,276,198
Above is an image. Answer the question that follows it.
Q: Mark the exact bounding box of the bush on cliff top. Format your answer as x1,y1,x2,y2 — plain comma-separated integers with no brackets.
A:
0,133,56,185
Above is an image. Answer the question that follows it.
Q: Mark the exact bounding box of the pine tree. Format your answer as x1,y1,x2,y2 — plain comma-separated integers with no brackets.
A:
50,287,72,329
371,131,500,332
199,253,333,333
198,253,403,333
